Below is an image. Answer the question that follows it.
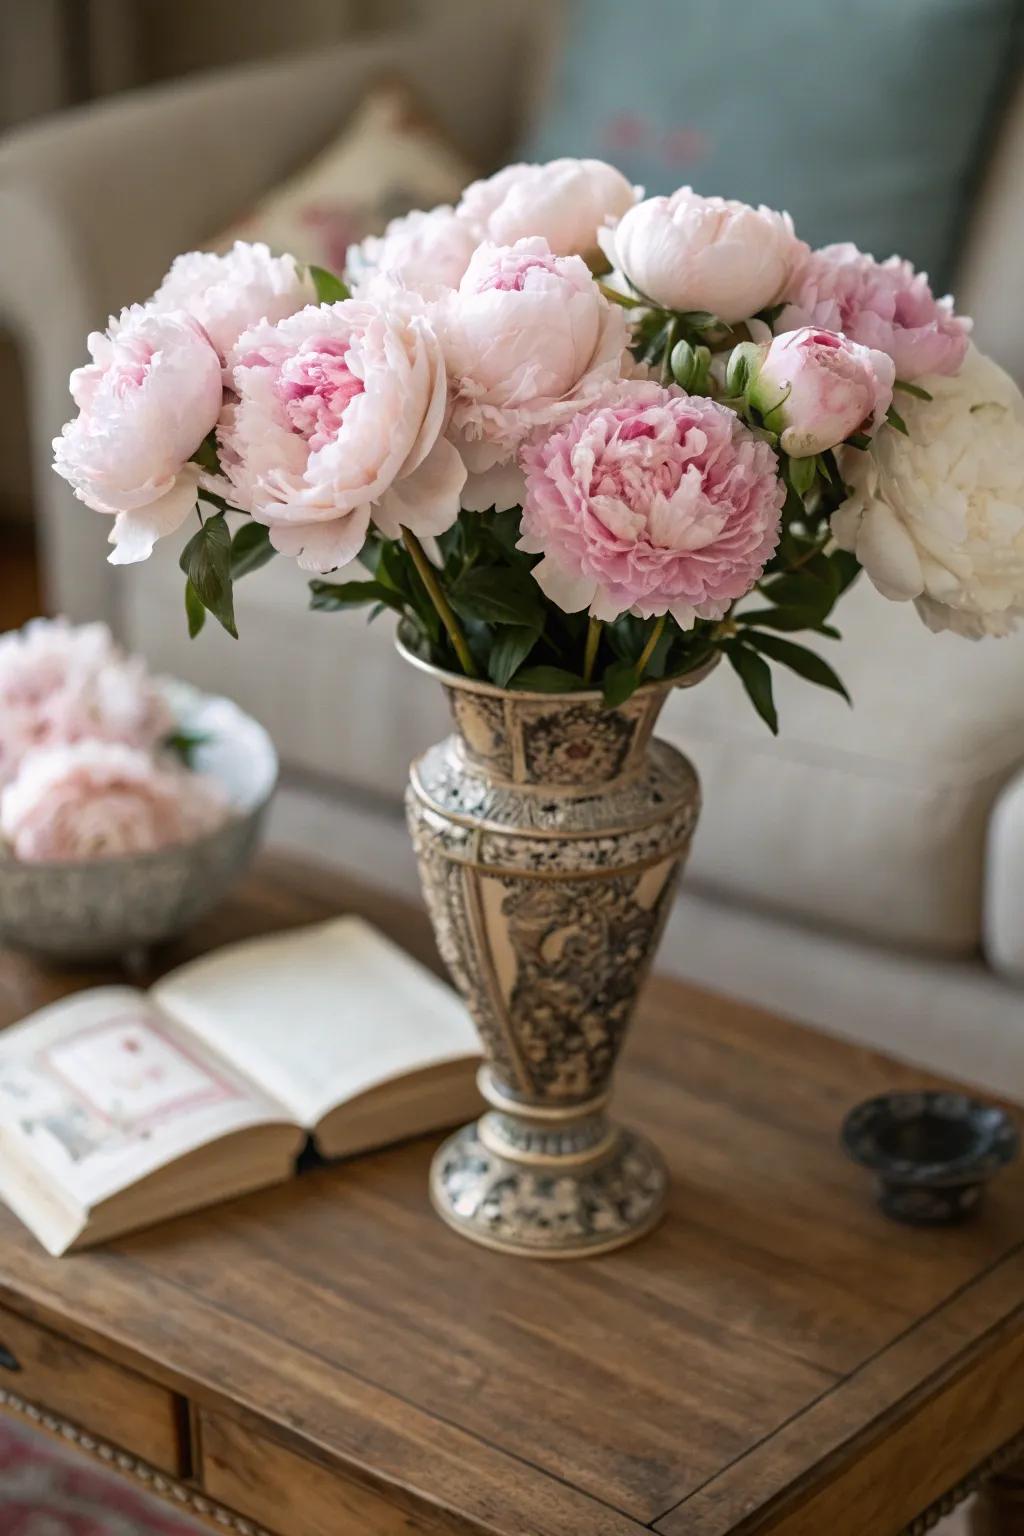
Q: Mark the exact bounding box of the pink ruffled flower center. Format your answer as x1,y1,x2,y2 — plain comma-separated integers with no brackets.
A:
477,250,561,293
273,339,365,452
520,383,785,623
109,336,156,397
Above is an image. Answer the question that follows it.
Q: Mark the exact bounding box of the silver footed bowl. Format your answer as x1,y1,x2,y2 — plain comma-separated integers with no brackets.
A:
0,681,277,962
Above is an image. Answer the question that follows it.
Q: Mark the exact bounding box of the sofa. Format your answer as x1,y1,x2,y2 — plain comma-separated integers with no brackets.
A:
3,4,1024,1097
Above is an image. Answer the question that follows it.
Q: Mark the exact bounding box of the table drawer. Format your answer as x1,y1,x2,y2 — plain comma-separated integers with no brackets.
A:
0,1305,183,1473
199,1411,453,1536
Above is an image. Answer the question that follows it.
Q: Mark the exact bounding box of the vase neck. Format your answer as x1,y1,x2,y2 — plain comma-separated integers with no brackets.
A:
440,684,669,788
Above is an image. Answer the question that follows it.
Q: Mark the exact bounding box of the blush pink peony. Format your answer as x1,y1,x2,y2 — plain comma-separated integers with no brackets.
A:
1,741,226,863
750,327,895,458
439,238,628,509
53,306,223,564
346,206,478,300
220,298,466,571
456,158,637,257
519,381,785,624
778,243,970,381
598,188,806,324
150,241,316,364
0,619,172,787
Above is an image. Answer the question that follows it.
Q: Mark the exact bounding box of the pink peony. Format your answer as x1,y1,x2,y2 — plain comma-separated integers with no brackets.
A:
749,327,895,458
439,238,628,509
53,306,223,564
220,298,466,572
1,741,227,863
778,243,970,381
0,619,171,788
598,187,806,323
346,206,478,300
150,241,316,364
456,158,638,257
519,381,785,625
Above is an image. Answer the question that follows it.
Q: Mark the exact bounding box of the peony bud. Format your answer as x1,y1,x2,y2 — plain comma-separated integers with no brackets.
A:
670,338,711,394
749,327,894,458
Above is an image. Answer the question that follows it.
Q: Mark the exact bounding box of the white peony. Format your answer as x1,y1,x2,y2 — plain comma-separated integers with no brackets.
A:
832,346,1024,637
150,241,315,363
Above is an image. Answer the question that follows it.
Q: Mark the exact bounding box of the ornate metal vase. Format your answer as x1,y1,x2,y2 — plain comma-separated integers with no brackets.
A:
403,647,708,1258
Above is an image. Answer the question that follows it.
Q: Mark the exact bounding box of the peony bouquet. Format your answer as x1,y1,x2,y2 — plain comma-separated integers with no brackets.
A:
54,159,1024,730
0,619,226,862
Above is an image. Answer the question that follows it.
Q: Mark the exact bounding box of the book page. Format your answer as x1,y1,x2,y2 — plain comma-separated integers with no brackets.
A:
152,918,480,1128
0,988,288,1211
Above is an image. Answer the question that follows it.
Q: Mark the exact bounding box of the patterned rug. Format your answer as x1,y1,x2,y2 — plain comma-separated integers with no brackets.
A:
0,1420,203,1536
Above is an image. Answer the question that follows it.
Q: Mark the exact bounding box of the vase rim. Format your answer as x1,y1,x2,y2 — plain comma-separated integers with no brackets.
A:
395,638,719,703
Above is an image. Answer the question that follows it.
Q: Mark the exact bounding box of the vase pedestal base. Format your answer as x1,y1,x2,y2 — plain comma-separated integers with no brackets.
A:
429,1080,667,1258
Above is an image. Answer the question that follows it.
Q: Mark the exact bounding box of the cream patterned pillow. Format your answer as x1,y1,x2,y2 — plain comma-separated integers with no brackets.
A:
219,81,475,272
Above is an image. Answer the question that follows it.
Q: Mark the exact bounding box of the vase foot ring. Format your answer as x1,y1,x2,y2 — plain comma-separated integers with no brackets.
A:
429,1120,667,1258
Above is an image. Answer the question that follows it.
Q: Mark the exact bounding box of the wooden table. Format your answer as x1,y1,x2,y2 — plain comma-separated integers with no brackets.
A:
0,858,1022,1536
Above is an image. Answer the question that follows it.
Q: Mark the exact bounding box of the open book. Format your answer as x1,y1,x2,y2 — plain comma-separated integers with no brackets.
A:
0,919,481,1255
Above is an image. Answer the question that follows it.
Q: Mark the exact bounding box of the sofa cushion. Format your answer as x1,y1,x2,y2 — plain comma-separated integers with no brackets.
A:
525,0,1023,289
660,578,1024,955
216,81,475,273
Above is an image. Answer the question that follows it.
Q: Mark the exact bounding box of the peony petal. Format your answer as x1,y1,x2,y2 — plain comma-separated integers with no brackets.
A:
107,466,202,565
461,460,526,513
372,435,466,540
529,553,599,614
267,506,371,573
857,501,924,601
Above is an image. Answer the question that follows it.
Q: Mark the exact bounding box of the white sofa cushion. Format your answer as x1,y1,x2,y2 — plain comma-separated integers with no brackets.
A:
125,549,1024,958
661,579,1024,954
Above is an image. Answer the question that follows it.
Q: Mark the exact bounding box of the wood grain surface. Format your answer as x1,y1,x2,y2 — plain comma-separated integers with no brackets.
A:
0,857,1021,1536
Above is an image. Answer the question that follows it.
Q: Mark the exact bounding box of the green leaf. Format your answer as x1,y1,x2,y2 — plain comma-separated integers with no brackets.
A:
309,578,403,613
163,727,210,769
895,379,932,401
179,513,236,638
761,572,834,613
309,264,350,304
184,579,206,639
449,565,545,628
602,659,640,708
846,431,871,450
787,453,818,497
737,606,831,633
487,624,541,689
886,403,909,436
745,632,851,703
725,643,778,734
511,665,585,692
230,520,275,580
191,431,221,476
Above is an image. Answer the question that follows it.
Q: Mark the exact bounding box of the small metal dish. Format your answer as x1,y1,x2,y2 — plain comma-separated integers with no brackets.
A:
841,1090,1019,1225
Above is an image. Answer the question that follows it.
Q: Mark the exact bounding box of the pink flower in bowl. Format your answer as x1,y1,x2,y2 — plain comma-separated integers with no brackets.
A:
1,741,228,864
778,243,970,381
519,380,785,625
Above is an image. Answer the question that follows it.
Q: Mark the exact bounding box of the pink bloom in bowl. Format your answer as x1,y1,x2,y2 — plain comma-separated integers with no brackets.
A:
778,243,970,381
221,298,466,571
519,381,785,625
750,327,895,458
1,741,227,864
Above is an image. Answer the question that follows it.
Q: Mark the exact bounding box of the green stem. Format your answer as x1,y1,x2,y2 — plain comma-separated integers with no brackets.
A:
637,613,668,678
582,615,601,685
401,528,478,678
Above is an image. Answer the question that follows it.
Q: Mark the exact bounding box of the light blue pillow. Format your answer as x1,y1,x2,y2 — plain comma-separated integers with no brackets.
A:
524,0,1023,291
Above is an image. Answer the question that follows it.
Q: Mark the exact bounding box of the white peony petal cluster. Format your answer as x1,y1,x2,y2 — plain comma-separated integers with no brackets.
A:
151,241,316,364
832,346,1024,636
456,158,638,257
346,206,478,300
